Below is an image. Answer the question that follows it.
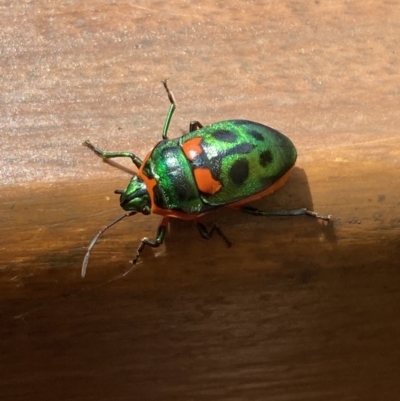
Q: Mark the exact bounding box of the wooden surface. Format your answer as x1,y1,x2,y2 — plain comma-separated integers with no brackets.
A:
1,1,400,400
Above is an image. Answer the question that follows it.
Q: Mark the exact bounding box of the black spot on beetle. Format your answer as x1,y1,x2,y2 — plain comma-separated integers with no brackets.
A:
225,143,254,156
229,159,249,186
259,150,273,167
178,177,198,201
212,130,237,142
249,130,264,141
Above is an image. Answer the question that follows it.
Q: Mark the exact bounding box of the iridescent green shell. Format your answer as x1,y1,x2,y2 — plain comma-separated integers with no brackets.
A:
140,119,297,214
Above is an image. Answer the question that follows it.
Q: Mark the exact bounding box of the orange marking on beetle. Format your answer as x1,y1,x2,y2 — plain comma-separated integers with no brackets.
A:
141,172,206,220
194,168,222,195
182,137,203,161
139,152,204,221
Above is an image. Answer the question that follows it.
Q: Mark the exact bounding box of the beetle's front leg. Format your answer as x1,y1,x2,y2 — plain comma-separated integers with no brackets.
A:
83,140,143,169
238,206,331,221
196,221,232,247
130,216,170,265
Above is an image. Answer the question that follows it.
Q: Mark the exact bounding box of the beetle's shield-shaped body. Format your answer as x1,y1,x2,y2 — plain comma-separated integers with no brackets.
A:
139,120,297,217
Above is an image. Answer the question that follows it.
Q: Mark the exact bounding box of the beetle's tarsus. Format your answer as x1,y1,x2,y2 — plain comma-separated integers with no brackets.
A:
82,139,94,151
82,140,103,157
130,235,164,265
130,237,149,265
161,80,176,139
239,206,331,221
162,79,176,105
128,217,169,266
305,209,331,221
189,120,204,132
196,222,232,248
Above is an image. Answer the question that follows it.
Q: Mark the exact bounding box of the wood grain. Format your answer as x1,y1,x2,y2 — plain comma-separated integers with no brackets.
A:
1,1,400,400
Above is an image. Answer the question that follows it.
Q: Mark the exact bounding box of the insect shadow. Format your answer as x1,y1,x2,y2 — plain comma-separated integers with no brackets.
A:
163,166,336,267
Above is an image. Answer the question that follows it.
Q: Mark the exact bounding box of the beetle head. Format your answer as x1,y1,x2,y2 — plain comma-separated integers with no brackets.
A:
116,176,151,215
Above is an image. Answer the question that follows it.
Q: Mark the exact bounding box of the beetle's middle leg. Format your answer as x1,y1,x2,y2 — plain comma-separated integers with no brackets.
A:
196,221,232,247
83,140,143,169
238,206,331,221
189,121,204,132
131,216,169,265
162,79,176,140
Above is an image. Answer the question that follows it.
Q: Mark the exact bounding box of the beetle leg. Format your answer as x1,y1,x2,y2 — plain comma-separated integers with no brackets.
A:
238,206,331,221
189,120,204,132
83,140,142,169
162,79,176,140
130,216,170,265
196,222,233,247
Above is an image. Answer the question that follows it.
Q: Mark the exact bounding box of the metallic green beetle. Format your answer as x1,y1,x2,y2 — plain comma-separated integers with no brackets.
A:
82,81,330,276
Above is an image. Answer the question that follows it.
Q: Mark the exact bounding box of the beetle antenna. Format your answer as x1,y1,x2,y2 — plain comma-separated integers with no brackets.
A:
82,211,136,278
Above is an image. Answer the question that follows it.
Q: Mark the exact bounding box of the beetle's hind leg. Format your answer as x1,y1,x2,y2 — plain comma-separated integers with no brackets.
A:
196,222,233,247
238,206,331,221
83,140,142,169
189,121,204,132
131,217,169,265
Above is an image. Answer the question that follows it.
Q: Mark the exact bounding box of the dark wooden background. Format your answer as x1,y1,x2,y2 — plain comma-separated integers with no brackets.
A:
1,1,400,400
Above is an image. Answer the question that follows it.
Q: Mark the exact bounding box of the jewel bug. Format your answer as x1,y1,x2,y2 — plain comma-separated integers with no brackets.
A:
81,80,330,277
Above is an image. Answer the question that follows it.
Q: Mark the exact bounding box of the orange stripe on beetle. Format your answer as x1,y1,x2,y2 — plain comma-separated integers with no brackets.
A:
194,168,222,195
182,137,203,160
